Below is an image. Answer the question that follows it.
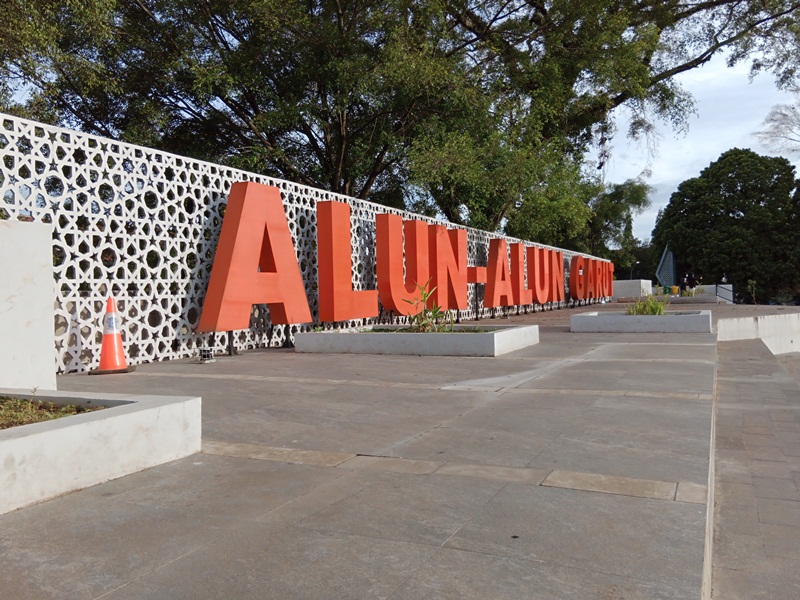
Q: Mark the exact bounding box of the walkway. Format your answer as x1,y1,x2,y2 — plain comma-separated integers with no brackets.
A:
0,303,798,599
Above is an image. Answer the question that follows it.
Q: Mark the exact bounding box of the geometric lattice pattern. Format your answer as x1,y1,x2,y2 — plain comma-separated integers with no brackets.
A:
0,113,607,374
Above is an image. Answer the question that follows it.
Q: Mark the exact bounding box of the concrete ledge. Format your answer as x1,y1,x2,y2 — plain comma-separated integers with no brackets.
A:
612,279,651,299
717,313,800,355
294,324,539,357
570,310,713,333
0,388,201,515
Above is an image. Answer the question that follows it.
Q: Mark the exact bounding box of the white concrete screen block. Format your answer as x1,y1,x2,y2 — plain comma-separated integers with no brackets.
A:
0,221,56,390
570,311,713,333
717,313,800,355
294,324,539,357
612,280,652,299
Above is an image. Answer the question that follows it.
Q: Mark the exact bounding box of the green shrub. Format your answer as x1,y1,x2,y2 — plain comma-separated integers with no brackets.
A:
625,295,669,315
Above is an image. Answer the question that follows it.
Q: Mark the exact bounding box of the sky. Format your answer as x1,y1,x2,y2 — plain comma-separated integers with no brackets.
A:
601,53,799,243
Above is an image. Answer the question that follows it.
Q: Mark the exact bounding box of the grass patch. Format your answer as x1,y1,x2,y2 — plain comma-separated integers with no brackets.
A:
0,397,105,430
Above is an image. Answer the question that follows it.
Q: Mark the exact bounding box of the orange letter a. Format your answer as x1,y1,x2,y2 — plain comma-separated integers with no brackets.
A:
198,182,311,331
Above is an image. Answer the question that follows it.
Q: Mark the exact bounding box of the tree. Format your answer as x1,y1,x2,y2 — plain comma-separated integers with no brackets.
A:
651,148,800,303
755,96,800,156
3,0,800,244
585,179,652,258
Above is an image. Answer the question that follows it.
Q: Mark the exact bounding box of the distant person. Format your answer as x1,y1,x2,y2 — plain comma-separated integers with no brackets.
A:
688,271,696,289
680,272,689,292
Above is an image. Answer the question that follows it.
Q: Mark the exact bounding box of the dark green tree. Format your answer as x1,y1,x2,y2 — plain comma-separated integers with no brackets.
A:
585,179,652,258
3,0,800,243
652,148,800,303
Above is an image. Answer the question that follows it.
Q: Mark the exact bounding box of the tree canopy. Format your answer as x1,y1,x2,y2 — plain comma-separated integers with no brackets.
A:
755,95,800,156
2,0,800,246
651,148,800,303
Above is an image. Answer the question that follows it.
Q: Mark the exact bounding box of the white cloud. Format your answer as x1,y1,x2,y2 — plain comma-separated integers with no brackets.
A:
603,54,799,242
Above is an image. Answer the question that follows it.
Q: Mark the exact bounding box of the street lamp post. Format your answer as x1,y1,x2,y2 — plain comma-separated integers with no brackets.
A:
629,261,640,280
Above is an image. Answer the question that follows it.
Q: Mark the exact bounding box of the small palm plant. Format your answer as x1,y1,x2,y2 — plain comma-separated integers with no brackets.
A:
403,279,454,332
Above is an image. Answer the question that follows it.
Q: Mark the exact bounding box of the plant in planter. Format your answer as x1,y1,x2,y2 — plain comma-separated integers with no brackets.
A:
625,295,669,315
403,279,454,333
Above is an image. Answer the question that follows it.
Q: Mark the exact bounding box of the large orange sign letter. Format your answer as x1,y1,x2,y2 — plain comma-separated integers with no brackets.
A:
485,239,514,308
570,255,586,301
429,224,468,310
198,182,311,331
510,243,533,305
317,201,379,321
549,251,565,302
528,247,551,304
376,215,429,315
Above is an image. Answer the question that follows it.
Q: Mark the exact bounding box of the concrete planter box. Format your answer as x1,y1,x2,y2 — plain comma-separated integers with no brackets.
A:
0,389,201,515
294,324,539,357
570,310,712,333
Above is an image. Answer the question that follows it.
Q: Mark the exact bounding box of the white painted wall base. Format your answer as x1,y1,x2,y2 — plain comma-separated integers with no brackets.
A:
612,279,652,299
294,324,539,357
0,389,201,515
717,313,800,355
0,221,56,390
570,311,713,333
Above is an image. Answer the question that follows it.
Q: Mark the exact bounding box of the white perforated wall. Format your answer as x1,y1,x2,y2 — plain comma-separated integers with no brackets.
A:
0,113,607,373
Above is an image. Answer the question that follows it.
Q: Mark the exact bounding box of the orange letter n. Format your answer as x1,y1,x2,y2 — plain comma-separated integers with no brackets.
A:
376,214,429,316
198,182,311,331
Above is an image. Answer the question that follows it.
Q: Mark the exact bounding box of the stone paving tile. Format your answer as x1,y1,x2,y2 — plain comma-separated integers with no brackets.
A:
713,531,769,572
433,463,550,484
716,454,753,485
542,469,677,501
760,522,800,560
711,567,771,600
102,527,438,600
528,433,710,484
295,471,506,546
766,556,800,600
0,482,234,600
756,497,800,527
716,481,756,507
337,455,443,474
387,425,556,468
446,484,706,588
747,445,787,462
388,546,697,600
751,476,800,501
202,440,355,466
748,459,795,480
676,482,708,504
717,504,762,536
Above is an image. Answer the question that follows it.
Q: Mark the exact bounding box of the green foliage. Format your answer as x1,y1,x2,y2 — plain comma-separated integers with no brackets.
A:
3,1,800,247
586,179,652,259
625,295,669,316
652,149,800,304
403,279,454,333
503,156,596,247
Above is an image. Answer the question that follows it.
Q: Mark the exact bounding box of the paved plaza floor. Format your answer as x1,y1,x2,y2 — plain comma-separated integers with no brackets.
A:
1,303,799,599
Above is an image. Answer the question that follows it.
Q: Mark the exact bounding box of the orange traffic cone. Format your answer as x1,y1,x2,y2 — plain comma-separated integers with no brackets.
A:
90,297,135,375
